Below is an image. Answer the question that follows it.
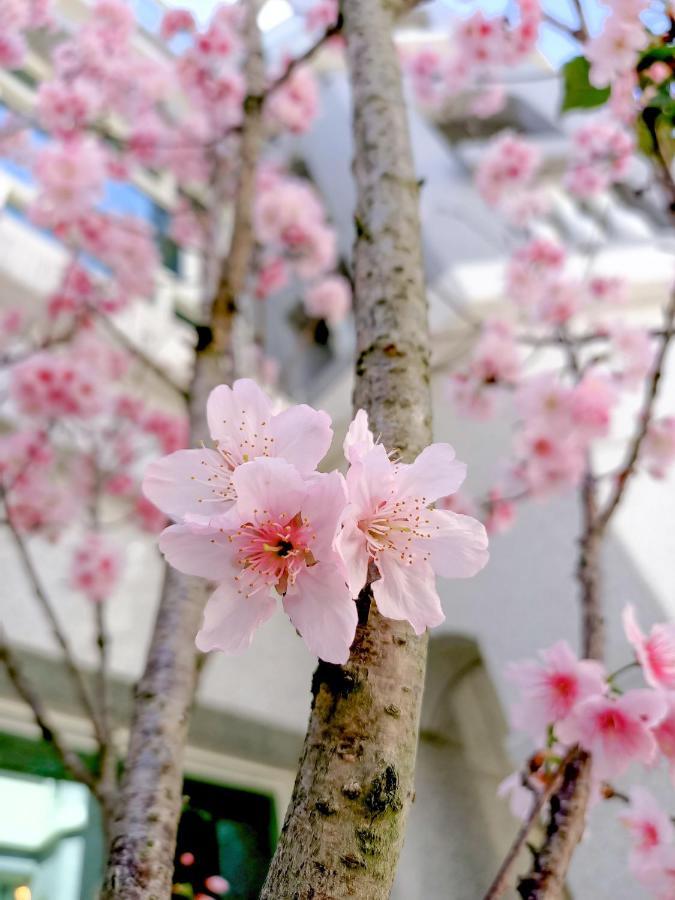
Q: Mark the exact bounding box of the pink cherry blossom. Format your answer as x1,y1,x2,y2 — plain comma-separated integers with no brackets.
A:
467,320,521,386
506,237,565,311
516,373,573,431
160,458,356,663
36,79,102,135
642,417,675,479
267,66,319,134
515,427,586,495
557,689,667,778
160,8,195,41
483,489,516,535
335,412,488,634
143,378,332,521
566,118,634,197
11,353,102,419
70,532,121,602
306,0,338,32
620,787,674,878
623,605,675,689
608,325,654,387
32,136,107,227
653,693,675,784
497,771,538,821
254,257,288,300
586,19,648,88
507,640,607,738
570,373,616,441
304,276,352,325
475,132,540,207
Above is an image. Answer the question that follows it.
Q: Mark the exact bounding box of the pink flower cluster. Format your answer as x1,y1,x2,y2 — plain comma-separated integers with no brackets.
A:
566,118,635,198
254,174,337,280
303,275,352,325
70,532,121,602
475,133,541,208
505,605,675,816
143,380,488,663
403,2,541,112
266,66,319,135
11,352,102,419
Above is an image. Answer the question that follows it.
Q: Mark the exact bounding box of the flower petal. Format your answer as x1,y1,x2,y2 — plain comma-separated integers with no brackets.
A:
158,523,233,580
396,443,467,502
196,582,276,654
372,554,445,635
424,509,489,578
206,378,271,447
334,518,369,597
283,563,356,663
271,404,333,473
231,457,307,522
143,448,234,519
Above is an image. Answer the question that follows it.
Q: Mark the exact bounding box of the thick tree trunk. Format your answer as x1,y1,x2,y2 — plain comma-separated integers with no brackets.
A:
100,4,265,896
261,2,432,897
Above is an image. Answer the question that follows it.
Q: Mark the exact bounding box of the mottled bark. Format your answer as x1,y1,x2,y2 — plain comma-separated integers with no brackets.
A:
100,4,265,897
261,2,432,897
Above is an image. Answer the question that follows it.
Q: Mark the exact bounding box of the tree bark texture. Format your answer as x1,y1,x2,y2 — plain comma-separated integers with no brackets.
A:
516,475,602,899
100,4,265,896
261,1,432,897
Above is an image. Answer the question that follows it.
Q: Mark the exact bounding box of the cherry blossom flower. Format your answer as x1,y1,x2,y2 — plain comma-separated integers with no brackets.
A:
475,133,540,207
70,533,121,602
304,275,352,325
33,136,107,226
653,693,675,784
143,379,332,522
514,427,586,495
497,771,538,821
623,605,675,689
620,787,674,878
557,689,667,778
570,373,616,441
608,325,654,387
160,8,195,41
267,66,319,134
254,257,288,300
11,353,102,419
586,19,648,88
335,412,489,633
507,640,607,738
642,417,675,479
160,458,356,663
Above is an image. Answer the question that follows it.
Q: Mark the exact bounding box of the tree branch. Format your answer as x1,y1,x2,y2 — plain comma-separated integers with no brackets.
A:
482,749,577,900
100,3,266,896
1,494,106,746
595,286,675,530
261,0,432,896
91,307,189,401
0,626,99,794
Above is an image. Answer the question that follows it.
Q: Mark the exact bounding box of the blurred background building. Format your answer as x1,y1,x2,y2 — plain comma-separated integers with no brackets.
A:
0,1,674,898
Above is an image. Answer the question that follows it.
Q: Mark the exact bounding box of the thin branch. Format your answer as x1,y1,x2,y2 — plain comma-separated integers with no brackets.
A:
90,307,189,401
483,749,577,900
596,286,675,530
1,493,106,746
0,626,99,793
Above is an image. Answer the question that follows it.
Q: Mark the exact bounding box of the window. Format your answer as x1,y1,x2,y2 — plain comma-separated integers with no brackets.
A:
0,732,275,900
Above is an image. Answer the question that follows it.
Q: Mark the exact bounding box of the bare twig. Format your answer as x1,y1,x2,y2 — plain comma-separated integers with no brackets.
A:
0,626,99,793
483,749,577,900
1,493,105,745
596,286,675,530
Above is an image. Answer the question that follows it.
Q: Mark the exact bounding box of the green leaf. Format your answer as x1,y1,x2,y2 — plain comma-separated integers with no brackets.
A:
561,56,611,113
